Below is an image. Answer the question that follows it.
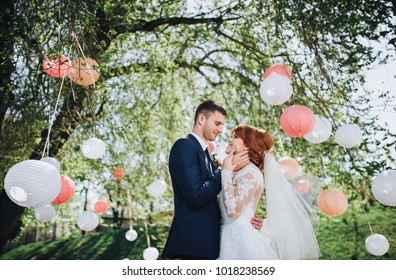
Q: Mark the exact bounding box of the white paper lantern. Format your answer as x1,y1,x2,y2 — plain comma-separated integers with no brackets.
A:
335,124,362,148
143,247,159,260
372,170,396,206
259,74,293,105
4,160,61,208
35,204,56,222
365,233,389,256
77,211,99,231
41,157,61,172
303,115,332,144
81,137,106,159
125,229,138,241
146,179,167,197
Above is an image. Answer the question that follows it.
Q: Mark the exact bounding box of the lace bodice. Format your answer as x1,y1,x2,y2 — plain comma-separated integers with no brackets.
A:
219,163,264,224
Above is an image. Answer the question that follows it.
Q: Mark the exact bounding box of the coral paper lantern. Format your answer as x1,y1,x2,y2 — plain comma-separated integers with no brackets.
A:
112,167,125,180
125,229,138,241
317,188,348,216
208,142,215,153
280,105,315,137
52,175,75,204
77,211,99,231
35,204,56,222
4,160,61,208
303,115,332,144
94,200,109,213
81,137,106,159
260,74,293,105
365,233,389,256
143,247,159,260
372,170,396,207
146,179,167,197
278,157,300,180
264,64,292,80
42,54,71,78
294,179,311,195
69,57,100,86
335,124,362,148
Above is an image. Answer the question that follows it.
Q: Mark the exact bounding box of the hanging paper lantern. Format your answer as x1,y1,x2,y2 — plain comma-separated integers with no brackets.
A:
69,57,100,86
42,54,71,78
365,233,389,256
77,211,99,231
317,188,348,216
147,179,167,197
264,64,292,80
81,137,106,159
208,142,215,153
41,157,61,172
260,74,293,105
278,157,300,180
52,175,75,205
372,170,396,206
143,247,159,260
335,124,362,148
303,115,332,144
280,105,315,137
94,200,109,213
4,160,61,208
112,167,125,180
35,204,56,222
125,229,138,241
294,179,311,195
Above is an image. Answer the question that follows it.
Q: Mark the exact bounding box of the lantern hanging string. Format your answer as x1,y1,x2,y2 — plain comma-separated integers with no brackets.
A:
360,200,374,235
253,9,274,65
127,189,133,230
144,219,150,248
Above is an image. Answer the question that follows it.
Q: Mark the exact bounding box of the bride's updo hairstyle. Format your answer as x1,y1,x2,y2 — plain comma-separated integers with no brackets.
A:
231,124,274,171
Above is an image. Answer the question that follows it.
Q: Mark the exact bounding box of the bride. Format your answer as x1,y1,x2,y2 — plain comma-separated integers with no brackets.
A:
218,124,321,260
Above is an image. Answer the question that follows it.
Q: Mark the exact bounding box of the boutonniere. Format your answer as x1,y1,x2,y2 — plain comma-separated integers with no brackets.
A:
212,153,222,167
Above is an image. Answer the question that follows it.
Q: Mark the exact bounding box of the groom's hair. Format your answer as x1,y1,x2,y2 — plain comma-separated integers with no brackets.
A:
194,100,227,126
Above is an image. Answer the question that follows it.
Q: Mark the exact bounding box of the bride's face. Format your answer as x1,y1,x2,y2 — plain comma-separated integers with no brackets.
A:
225,134,246,154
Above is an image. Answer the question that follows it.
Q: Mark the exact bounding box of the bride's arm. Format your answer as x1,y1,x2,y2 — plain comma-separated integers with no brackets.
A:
221,169,260,218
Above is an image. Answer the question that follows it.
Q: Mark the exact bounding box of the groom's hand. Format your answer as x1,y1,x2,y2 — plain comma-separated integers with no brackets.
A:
232,149,249,172
250,214,263,230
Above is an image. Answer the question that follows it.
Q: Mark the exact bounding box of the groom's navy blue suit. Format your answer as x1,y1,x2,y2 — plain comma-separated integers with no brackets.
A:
162,134,222,259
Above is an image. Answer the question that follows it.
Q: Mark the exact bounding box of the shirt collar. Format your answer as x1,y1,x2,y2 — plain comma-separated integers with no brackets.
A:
190,132,208,151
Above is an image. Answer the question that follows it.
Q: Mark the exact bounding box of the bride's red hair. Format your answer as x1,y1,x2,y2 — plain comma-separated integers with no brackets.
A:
231,124,274,171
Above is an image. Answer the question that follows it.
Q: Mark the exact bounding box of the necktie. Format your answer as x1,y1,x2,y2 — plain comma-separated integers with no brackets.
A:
204,148,213,174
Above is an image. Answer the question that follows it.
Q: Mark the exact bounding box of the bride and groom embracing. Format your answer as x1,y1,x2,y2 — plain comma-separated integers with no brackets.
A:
161,100,321,260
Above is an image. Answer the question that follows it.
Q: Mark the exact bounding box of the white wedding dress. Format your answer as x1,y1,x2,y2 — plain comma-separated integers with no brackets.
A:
218,162,278,260
218,155,321,260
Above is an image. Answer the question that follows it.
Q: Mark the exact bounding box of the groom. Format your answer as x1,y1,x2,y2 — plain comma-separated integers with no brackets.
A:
162,100,257,260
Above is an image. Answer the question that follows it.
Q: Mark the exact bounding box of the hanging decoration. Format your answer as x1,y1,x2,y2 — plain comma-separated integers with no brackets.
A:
42,54,71,78
259,74,293,105
143,247,159,260
94,200,109,214
280,105,315,137
125,229,138,241
294,179,311,195
69,57,100,86
35,204,56,222
335,124,362,148
81,137,106,159
278,157,300,180
371,170,396,206
303,115,332,144
365,233,390,256
112,167,125,180
317,188,348,216
52,175,75,204
4,160,61,208
208,142,215,153
146,179,167,197
77,211,99,232
263,64,292,80
41,157,61,172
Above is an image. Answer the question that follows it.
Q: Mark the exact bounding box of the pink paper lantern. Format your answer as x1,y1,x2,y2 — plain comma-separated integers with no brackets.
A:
52,175,75,204
42,54,71,78
278,157,300,180
112,167,125,180
280,105,315,137
208,142,215,153
294,179,311,195
317,188,348,217
94,200,109,213
264,64,292,80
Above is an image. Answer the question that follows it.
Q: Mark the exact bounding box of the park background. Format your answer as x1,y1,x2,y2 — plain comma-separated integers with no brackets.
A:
0,0,395,260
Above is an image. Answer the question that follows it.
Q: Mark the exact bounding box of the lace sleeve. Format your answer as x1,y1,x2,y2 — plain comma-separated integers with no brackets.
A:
221,168,260,218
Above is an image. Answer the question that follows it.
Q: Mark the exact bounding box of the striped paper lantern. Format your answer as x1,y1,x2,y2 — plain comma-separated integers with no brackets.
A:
52,175,75,204
280,105,315,137
317,188,348,216
94,200,109,213
264,64,292,80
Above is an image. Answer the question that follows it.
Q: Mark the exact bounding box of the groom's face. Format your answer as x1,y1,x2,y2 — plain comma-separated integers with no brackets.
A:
201,111,225,142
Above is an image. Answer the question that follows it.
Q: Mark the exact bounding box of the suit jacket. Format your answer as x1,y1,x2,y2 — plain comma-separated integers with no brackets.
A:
162,134,222,259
